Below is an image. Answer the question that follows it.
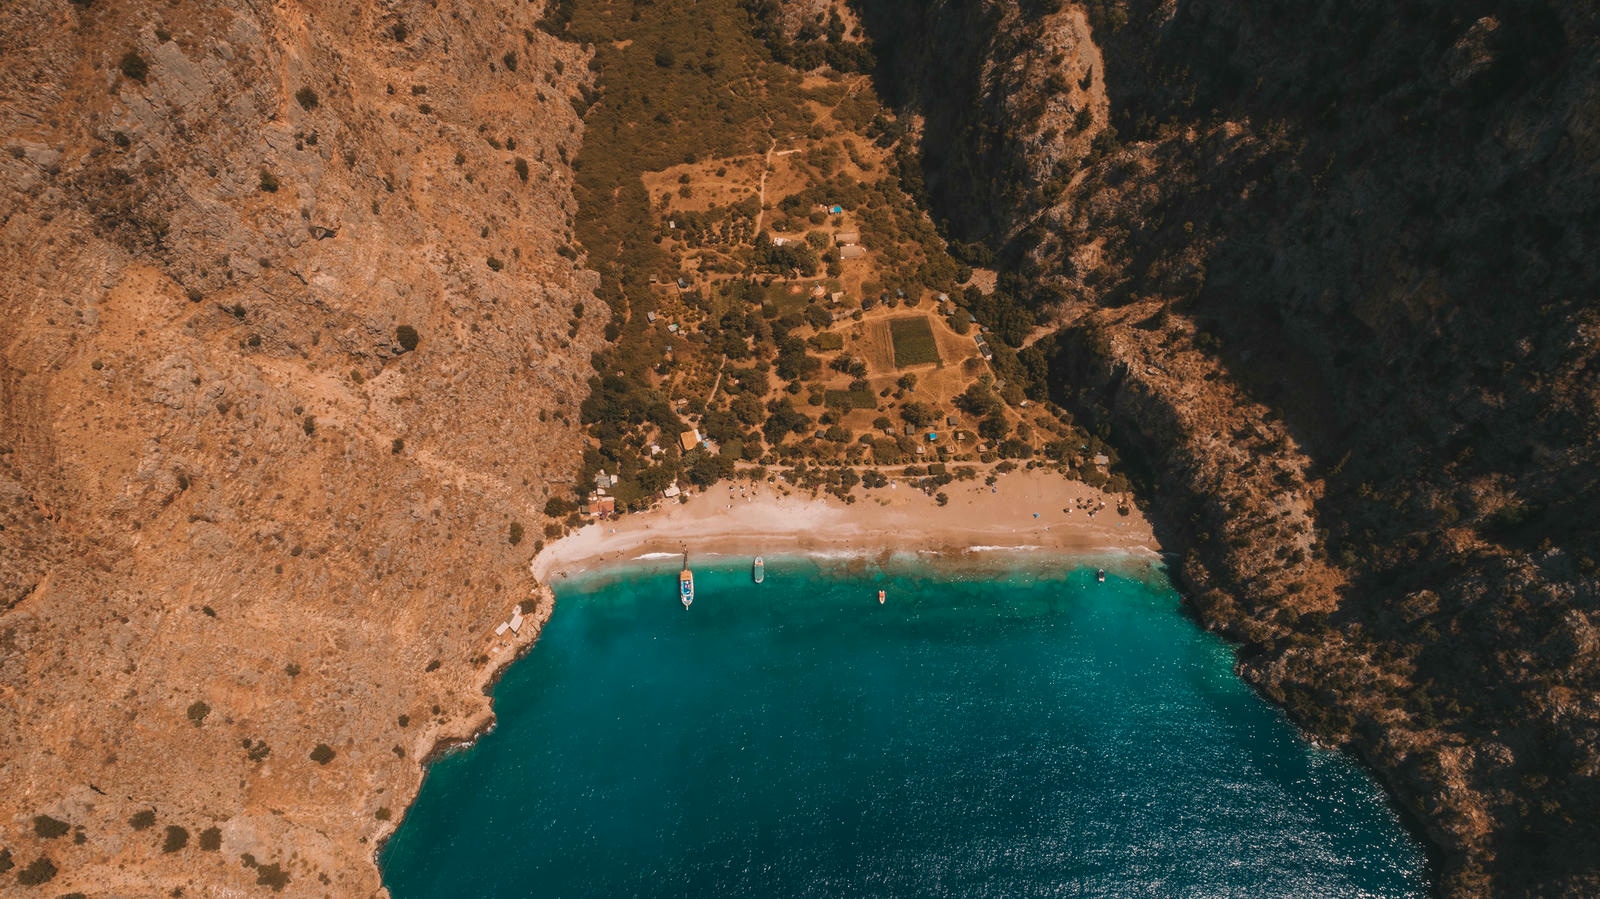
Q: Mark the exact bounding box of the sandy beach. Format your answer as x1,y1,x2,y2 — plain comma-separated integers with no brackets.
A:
532,468,1162,581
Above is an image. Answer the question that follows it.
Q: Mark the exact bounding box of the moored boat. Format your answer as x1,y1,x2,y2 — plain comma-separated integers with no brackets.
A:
878,589,886,604
1096,568,1106,583
753,556,764,584
680,553,694,609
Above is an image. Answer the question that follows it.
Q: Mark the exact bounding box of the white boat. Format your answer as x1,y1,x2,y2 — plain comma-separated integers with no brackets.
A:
680,553,694,609
878,589,886,604
1096,569,1106,583
753,557,764,584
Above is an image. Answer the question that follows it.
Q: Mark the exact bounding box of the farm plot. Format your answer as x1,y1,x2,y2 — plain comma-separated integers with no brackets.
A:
889,316,941,368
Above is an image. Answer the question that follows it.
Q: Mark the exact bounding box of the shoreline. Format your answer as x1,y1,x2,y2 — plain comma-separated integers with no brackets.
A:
532,468,1162,583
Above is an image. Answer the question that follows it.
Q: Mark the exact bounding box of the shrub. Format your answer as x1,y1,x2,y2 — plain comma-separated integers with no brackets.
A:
515,157,530,182
163,825,189,852
16,856,56,886
486,256,503,271
375,807,392,821
0,846,11,874
186,700,210,726
33,815,70,839
129,809,156,830
257,862,291,890
391,438,404,454
258,169,279,192
309,743,336,765
199,827,222,851
503,50,518,71
396,324,420,352
119,50,148,83
509,522,524,545
294,86,319,110
302,415,316,437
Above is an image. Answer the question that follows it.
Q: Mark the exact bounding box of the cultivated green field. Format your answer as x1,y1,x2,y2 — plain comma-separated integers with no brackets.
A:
890,316,940,367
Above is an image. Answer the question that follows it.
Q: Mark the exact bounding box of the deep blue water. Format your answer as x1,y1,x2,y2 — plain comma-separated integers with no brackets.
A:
381,555,1430,897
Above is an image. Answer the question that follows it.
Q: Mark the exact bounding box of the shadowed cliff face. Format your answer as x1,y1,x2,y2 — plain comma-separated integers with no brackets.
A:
861,0,1600,894
1,0,598,892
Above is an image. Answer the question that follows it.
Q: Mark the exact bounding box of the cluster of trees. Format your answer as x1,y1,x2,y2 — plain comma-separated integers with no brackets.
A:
752,231,821,276
741,0,875,73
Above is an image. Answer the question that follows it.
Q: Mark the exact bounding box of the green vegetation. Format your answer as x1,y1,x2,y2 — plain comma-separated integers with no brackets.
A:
889,316,940,367
258,168,279,193
294,86,319,110
199,827,222,851
162,825,189,852
309,743,335,765
119,50,148,83
32,815,69,839
129,809,156,830
396,324,420,352
186,699,210,726
529,0,1114,509
15,856,55,886
256,861,290,890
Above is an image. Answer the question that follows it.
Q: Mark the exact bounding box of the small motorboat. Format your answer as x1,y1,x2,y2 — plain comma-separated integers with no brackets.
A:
1096,569,1106,583
753,556,765,584
878,589,886,604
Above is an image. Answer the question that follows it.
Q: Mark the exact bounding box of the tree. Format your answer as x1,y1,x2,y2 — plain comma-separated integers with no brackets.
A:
956,380,1001,417
897,373,917,392
899,401,935,426
309,743,336,765
16,856,56,886
979,413,1010,441
508,522,524,546
731,393,765,425
32,816,69,839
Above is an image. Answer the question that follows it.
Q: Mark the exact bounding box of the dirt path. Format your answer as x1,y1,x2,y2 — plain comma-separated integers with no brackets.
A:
752,139,777,235
704,354,730,407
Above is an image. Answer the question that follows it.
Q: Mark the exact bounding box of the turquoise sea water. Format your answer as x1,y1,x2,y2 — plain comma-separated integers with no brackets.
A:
381,555,1430,897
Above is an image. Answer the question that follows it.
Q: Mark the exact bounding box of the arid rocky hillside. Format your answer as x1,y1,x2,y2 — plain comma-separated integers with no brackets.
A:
1,0,598,893
864,0,1600,895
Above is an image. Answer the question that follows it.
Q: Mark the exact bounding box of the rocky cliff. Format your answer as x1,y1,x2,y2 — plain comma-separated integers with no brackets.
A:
864,0,1600,894
1,0,598,893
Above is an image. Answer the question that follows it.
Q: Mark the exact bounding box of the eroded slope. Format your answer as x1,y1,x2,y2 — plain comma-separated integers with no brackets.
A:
1,0,598,893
